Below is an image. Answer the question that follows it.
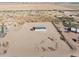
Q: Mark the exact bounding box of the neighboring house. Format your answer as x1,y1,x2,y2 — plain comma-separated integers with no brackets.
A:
31,26,46,31
65,25,79,33
71,27,79,33
63,19,79,33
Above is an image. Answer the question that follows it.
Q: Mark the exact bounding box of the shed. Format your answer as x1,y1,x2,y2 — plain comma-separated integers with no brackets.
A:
67,27,79,33
31,26,46,31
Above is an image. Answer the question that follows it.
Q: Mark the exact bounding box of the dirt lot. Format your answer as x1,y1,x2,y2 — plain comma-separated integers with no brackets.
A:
0,3,78,57
54,22,79,57
0,22,73,57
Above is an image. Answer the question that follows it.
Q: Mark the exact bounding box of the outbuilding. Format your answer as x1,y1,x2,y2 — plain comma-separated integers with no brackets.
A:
31,26,46,31
66,26,79,33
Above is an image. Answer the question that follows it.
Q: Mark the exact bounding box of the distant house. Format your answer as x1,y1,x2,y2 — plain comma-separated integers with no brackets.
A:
70,27,79,33
31,26,46,31
65,25,79,33
63,19,79,33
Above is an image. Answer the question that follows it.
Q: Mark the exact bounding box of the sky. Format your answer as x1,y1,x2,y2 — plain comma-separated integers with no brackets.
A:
0,0,79,2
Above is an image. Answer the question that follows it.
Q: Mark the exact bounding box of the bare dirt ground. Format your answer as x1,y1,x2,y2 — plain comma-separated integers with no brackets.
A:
0,22,73,57
55,22,79,57
58,3,79,10
0,3,72,10
0,3,78,57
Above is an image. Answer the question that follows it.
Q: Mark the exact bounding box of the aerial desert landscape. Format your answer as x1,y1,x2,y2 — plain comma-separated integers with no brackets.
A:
0,2,79,57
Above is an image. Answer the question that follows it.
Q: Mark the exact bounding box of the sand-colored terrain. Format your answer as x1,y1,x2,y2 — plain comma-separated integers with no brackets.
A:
58,3,79,10
0,3,73,10
0,22,73,57
0,3,78,57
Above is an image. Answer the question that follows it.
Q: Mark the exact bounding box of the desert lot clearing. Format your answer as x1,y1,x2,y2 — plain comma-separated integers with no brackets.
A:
0,22,74,57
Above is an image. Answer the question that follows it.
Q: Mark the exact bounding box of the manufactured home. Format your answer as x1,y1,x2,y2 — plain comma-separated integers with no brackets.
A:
31,26,46,31
71,27,79,33
65,26,79,33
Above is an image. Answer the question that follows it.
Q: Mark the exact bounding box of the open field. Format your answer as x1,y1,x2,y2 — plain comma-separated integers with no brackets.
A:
58,3,79,10
0,3,73,10
0,22,74,57
0,3,79,57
